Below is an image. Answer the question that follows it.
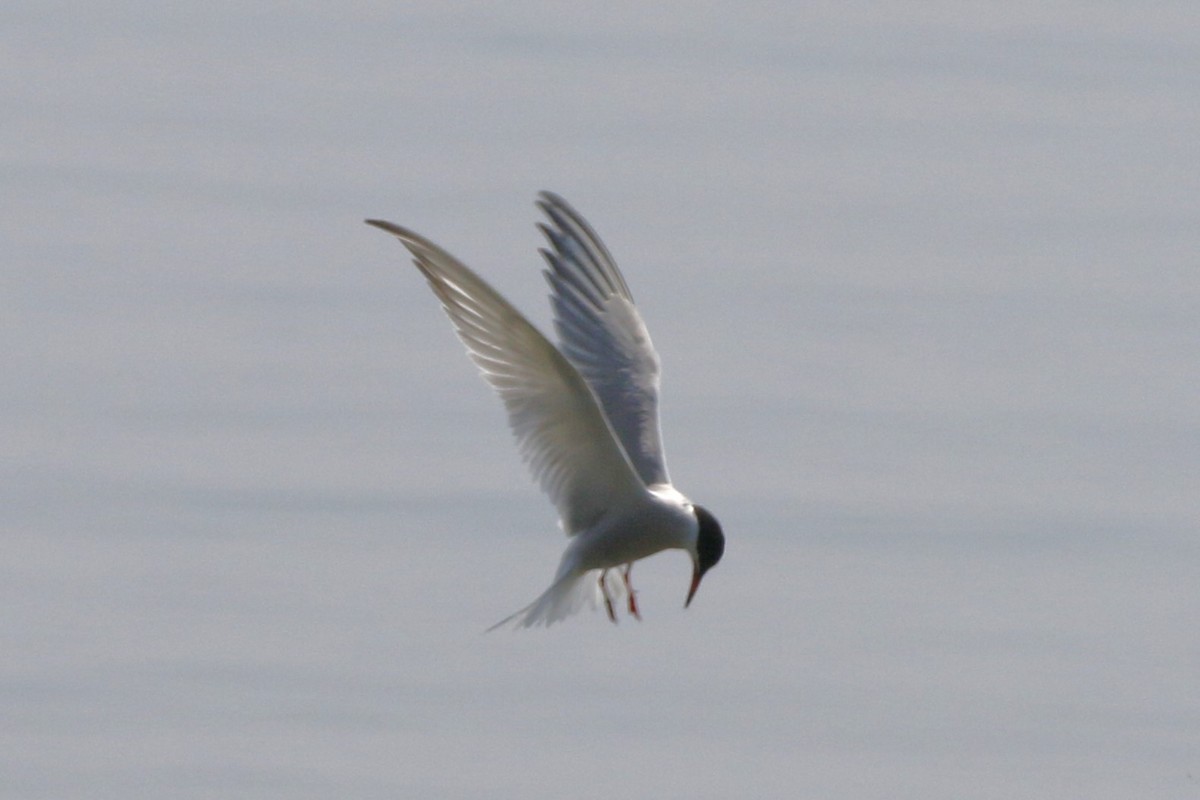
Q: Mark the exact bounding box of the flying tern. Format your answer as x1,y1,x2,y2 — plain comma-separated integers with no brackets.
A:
367,192,724,629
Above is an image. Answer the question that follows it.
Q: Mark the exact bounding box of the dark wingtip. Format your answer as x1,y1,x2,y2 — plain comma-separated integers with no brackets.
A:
365,218,404,235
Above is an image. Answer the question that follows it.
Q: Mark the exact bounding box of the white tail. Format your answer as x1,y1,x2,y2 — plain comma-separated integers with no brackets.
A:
486,569,628,631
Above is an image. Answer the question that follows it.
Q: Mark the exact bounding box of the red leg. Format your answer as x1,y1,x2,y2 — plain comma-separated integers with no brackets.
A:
622,564,641,621
598,570,616,623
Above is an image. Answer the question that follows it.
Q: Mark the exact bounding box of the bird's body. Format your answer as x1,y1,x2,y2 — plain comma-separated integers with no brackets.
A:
569,484,695,572
368,192,724,629
498,485,700,630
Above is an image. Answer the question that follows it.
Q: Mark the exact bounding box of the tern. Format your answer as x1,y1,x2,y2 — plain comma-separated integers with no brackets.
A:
367,192,724,629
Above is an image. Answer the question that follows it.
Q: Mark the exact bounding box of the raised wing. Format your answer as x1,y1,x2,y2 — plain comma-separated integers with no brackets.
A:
535,192,670,486
367,219,645,534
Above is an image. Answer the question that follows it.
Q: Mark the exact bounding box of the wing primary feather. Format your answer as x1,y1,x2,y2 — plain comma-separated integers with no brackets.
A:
536,194,632,299
532,194,672,487
538,246,610,315
537,226,612,303
366,216,646,533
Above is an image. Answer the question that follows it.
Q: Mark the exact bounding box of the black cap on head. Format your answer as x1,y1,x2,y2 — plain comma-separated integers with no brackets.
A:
694,505,725,573
685,504,725,607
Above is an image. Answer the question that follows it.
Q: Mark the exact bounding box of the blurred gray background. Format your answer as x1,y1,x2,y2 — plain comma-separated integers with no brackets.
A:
4,3,1197,798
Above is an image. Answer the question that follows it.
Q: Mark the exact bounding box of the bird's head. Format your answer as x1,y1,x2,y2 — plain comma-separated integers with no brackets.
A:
685,505,725,608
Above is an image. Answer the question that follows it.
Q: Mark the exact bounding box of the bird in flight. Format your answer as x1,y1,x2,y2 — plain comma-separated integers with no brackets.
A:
367,192,724,629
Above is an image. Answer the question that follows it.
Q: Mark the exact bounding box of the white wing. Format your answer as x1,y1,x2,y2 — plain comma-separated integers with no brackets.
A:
367,219,645,534
535,192,670,486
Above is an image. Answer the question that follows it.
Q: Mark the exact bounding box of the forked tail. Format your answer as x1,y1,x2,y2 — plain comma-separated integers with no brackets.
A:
485,569,626,631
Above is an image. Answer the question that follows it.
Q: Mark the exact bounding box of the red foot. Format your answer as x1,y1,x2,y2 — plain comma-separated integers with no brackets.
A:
622,564,641,621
